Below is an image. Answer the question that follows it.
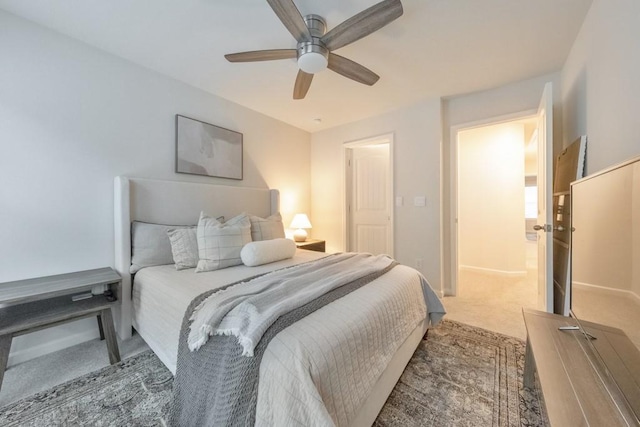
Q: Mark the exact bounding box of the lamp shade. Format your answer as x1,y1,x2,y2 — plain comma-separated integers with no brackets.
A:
290,213,312,229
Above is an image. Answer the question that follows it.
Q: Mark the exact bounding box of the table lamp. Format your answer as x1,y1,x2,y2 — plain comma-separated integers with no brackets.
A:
290,213,312,242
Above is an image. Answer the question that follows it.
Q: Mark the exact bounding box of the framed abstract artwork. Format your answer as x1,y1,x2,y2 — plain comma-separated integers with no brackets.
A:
175,115,243,180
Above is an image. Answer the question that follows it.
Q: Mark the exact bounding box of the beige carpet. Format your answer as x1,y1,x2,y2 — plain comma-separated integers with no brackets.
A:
443,265,538,341
0,333,149,407
0,321,546,427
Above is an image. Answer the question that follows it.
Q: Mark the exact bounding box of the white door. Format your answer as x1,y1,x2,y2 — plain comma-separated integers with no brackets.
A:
536,82,554,312
347,144,391,255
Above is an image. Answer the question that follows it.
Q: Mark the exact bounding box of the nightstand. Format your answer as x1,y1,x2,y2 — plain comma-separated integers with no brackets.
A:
295,239,326,253
0,267,122,391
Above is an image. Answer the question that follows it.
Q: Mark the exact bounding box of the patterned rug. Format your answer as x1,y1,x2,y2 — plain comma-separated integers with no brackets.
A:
374,320,546,427
0,352,173,427
0,320,545,426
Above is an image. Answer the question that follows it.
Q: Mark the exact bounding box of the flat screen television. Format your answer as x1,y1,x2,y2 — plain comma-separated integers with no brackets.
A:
570,154,640,420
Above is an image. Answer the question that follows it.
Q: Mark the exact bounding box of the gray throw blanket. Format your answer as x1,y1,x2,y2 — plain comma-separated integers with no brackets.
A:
169,255,397,427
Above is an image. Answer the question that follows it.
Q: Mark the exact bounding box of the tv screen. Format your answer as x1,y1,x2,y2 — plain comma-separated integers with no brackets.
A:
570,156,640,348
570,155,640,418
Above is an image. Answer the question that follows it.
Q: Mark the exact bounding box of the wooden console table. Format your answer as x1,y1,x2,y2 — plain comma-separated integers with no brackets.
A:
0,268,122,391
523,308,640,426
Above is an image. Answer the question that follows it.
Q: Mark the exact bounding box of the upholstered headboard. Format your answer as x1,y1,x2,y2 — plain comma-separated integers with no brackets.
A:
113,176,279,339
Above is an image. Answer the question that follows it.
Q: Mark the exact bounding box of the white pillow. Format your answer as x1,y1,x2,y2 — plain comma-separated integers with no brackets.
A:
167,228,199,270
241,238,296,267
249,213,285,242
130,222,195,274
196,212,251,273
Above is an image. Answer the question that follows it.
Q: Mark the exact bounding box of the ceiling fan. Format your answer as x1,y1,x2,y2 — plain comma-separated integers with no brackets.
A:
225,0,403,100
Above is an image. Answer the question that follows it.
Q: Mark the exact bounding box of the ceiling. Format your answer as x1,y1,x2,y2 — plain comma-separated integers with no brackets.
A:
0,0,592,132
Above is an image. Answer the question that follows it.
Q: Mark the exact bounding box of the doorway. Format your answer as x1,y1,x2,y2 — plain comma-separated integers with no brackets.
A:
444,83,554,338
449,115,541,337
457,118,539,277
344,134,394,256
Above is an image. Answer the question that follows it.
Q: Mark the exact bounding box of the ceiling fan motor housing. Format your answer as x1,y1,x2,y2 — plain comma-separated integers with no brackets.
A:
297,14,328,74
304,14,326,37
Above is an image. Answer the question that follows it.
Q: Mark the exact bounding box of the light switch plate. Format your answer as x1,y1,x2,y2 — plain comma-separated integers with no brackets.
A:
395,196,403,207
414,196,426,207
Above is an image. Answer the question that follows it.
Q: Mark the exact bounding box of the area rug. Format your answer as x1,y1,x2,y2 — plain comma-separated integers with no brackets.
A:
0,320,545,426
374,320,546,427
0,351,173,426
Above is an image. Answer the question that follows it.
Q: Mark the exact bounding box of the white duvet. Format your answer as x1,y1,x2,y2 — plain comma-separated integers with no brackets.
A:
132,250,445,426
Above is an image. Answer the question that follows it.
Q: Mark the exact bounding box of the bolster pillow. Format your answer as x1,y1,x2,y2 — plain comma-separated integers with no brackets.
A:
241,238,297,267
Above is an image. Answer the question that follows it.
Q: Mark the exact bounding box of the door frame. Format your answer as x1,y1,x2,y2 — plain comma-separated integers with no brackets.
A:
343,133,395,256
448,109,537,296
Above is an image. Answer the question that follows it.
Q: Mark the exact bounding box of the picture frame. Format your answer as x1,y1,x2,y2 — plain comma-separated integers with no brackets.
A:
175,114,243,180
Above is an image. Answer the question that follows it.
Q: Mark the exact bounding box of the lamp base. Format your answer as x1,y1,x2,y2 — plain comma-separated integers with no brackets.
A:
293,229,308,242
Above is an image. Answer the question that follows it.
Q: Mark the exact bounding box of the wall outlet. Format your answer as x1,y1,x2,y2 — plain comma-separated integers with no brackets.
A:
416,259,423,270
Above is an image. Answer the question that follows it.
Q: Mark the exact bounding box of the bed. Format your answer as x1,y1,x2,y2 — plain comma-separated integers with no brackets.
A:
113,176,445,426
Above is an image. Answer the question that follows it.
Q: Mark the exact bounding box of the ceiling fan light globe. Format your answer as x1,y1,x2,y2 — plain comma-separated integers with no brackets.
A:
298,52,328,74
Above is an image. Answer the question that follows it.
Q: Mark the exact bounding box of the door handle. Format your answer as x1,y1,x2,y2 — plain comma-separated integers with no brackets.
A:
533,224,552,232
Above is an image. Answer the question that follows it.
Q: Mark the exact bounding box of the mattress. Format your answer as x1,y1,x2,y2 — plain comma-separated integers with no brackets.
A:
132,249,444,426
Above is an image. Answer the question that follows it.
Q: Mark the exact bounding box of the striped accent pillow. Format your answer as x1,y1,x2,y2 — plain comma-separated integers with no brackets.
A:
167,228,199,270
195,212,251,273
249,213,285,241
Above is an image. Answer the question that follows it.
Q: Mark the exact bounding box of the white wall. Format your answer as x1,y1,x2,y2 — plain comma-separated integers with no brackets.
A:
524,122,538,176
310,99,443,293
458,123,526,275
0,11,311,365
633,165,640,297
561,0,640,174
524,153,537,176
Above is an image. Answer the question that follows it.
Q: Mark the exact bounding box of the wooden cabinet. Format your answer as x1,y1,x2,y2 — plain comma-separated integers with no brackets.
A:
295,239,326,253
523,308,640,426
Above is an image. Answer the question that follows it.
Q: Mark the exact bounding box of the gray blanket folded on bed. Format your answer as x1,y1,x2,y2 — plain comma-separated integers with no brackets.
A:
169,254,398,427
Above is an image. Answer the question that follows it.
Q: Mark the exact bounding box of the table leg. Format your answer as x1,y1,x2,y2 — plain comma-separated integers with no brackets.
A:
97,314,105,341
0,334,13,392
100,308,121,365
524,336,535,388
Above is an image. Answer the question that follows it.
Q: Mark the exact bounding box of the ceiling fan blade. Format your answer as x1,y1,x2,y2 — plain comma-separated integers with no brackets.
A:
267,0,312,43
293,70,313,99
328,54,380,86
321,0,403,51
225,49,297,62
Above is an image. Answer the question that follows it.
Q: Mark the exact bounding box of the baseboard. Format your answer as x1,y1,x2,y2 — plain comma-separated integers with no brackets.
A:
459,264,527,277
572,281,640,305
7,327,100,367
